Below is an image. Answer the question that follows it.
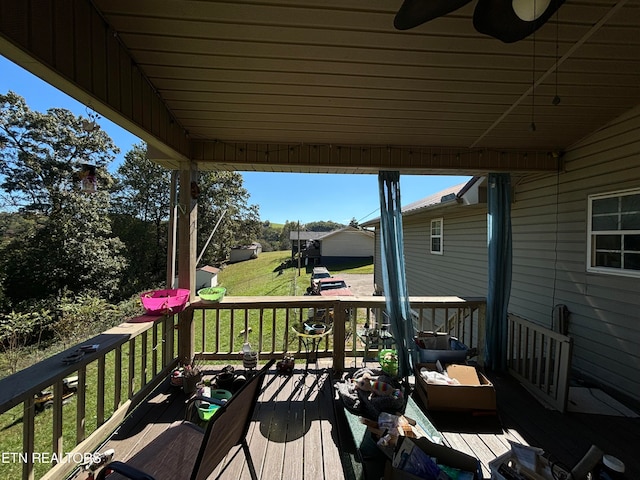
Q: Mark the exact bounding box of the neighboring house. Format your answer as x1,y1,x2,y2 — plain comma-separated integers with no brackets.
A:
290,226,375,266
363,104,640,405
196,265,220,290
290,231,326,262
229,242,262,263
172,265,220,290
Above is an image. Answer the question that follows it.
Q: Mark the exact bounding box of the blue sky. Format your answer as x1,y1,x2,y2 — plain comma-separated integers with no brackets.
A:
0,55,470,225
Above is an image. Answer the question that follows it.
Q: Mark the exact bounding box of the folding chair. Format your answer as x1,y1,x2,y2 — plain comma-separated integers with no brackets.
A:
97,359,276,480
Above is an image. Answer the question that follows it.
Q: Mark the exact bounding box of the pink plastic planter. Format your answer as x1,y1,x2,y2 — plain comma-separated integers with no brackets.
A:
140,288,190,315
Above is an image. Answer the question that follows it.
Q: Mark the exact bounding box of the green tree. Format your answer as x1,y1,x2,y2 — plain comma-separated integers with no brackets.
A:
111,144,170,294
0,213,43,308
196,171,261,265
258,222,282,252
0,309,52,374
3,191,127,303
0,92,127,304
0,91,117,213
304,220,345,232
278,220,299,251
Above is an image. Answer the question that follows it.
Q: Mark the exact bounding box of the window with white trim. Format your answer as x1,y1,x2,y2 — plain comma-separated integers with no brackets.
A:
430,218,443,255
587,188,640,276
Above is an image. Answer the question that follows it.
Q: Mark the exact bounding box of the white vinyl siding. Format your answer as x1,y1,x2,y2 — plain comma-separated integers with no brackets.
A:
321,229,374,257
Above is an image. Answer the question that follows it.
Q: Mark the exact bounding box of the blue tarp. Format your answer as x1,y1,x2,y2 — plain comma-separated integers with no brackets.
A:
485,173,513,371
378,171,416,379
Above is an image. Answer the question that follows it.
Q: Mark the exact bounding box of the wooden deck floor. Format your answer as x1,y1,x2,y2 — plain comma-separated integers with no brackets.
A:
409,370,640,480
73,363,640,480
76,365,345,480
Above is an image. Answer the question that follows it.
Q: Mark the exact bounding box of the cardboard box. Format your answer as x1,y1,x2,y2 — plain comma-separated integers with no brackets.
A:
384,436,481,480
415,363,497,412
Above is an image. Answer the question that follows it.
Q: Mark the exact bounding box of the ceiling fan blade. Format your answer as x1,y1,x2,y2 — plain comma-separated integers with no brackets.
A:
473,0,565,43
394,0,473,30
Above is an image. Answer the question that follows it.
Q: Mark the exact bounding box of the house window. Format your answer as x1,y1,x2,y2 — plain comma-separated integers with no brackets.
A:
430,218,443,255
587,188,640,276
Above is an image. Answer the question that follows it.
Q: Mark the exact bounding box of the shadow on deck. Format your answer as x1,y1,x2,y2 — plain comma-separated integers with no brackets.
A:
407,371,640,480
72,364,640,480
73,364,347,480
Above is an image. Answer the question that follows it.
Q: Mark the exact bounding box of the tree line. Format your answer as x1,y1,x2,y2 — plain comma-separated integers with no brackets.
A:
0,92,261,372
0,92,354,373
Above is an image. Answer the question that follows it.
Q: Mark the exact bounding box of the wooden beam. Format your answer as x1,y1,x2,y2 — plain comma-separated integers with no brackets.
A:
176,161,198,365
0,0,189,162
176,162,198,296
191,142,560,174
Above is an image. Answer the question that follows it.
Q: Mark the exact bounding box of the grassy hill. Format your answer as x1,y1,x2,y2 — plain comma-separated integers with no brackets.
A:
217,250,373,296
218,251,309,296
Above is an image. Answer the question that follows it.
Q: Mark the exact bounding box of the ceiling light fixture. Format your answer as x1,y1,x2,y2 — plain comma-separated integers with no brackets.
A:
394,0,565,43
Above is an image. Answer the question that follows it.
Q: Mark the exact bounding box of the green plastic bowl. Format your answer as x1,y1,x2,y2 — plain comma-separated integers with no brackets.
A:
197,287,226,303
198,404,220,421
197,389,232,421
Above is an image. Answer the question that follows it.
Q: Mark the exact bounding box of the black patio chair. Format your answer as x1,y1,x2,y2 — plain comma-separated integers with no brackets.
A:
96,359,276,480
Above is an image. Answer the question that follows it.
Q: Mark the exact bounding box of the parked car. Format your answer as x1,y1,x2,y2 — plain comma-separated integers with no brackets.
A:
307,277,354,323
310,266,332,289
314,277,353,296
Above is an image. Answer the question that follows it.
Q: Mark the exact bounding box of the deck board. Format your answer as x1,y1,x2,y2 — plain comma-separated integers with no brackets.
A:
71,363,639,480
302,374,325,480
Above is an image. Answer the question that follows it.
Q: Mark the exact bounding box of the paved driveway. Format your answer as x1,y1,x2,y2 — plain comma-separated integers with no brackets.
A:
339,273,375,296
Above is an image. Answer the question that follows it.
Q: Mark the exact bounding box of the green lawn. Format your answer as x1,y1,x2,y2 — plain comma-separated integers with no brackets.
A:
218,251,309,296
0,250,372,479
217,250,373,295
194,251,372,359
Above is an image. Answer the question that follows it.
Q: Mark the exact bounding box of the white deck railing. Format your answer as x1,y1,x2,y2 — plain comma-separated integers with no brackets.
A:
507,313,573,412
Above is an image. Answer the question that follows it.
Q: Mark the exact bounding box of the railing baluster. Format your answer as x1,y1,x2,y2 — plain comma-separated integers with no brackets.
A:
284,308,291,353
215,309,221,354
141,331,148,387
227,309,236,353
152,322,158,376
114,346,122,410
161,316,167,368
528,329,536,385
52,379,63,463
200,309,206,353
128,339,135,398
544,337,553,394
23,396,35,480
97,356,106,426
535,332,543,388
77,366,87,443
258,308,264,353
271,308,277,353
244,309,249,343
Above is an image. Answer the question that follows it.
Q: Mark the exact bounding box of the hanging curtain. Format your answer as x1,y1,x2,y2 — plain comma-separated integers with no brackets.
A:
485,173,513,371
378,171,416,379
